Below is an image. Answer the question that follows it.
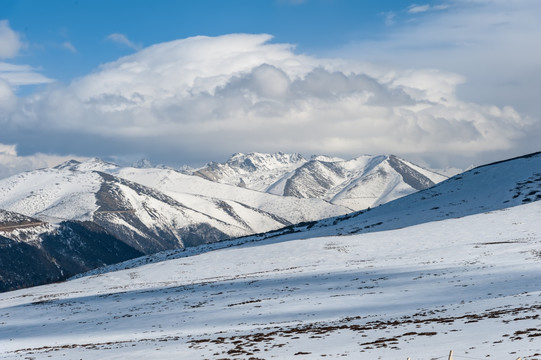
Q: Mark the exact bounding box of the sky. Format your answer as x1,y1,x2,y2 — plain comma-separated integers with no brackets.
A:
0,0,540,178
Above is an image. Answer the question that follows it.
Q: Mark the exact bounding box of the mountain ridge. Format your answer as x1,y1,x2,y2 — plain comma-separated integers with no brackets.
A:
0,157,350,291
188,152,447,211
75,150,541,278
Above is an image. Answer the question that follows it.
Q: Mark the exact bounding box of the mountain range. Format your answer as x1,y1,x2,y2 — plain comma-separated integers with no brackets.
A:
79,150,541,277
188,152,447,211
1,151,540,359
0,153,444,291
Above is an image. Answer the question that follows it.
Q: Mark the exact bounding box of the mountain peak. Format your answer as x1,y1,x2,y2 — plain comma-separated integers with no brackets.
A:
226,152,306,169
132,159,154,169
191,152,308,190
191,152,447,211
53,158,119,172
53,159,82,170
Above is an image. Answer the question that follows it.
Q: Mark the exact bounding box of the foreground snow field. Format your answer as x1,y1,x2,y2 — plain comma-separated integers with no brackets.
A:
1,200,540,359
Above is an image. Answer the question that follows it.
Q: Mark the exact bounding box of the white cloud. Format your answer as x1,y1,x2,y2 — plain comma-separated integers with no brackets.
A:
3,33,537,171
0,143,87,179
0,62,54,86
62,41,77,53
106,33,142,50
337,0,541,150
407,3,450,14
0,79,16,109
384,12,396,26
0,22,54,87
0,20,22,59
434,4,450,11
407,4,431,14
0,143,16,156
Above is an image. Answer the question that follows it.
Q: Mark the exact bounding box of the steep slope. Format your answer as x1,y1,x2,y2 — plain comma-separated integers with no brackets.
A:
112,166,347,228
75,150,541,279
0,209,143,292
0,209,44,233
0,159,351,291
0,162,348,250
190,152,307,190
1,200,540,359
243,151,541,242
191,152,447,211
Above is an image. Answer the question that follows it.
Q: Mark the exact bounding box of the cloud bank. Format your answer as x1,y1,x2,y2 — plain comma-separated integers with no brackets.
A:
344,0,541,127
0,31,537,172
0,143,86,179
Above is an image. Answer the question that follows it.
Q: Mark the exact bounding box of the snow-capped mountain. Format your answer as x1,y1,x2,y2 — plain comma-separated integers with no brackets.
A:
238,151,541,243
190,152,307,190
0,159,348,245
1,182,540,359
79,150,541,279
53,157,119,172
0,159,349,291
189,152,447,211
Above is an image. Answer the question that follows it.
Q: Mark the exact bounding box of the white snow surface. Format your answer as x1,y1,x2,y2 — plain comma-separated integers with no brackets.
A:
191,152,447,211
54,158,119,172
0,168,102,222
190,152,308,191
113,166,349,225
1,200,540,359
249,152,541,242
0,159,350,243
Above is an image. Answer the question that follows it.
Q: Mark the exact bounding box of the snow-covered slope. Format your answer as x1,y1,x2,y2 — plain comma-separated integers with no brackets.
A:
190,152,308,190
0,209,49,245
190,152,447,211
0,166,102,222
0,158,352,291
54,158,119,172
0,209,42,229
0,160,348,249
113,166,347,227
1,199,540,359
241,151,541,243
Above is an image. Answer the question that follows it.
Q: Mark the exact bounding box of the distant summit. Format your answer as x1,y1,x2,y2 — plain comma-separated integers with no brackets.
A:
132,159,154,169
189,152,447,211
191,152,306,187
54,158,119,172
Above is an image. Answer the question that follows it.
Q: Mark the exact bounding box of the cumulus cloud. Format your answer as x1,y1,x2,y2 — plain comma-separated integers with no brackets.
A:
342,0,541,128
0,20,22,59
106,33,142,50
2,33,537,171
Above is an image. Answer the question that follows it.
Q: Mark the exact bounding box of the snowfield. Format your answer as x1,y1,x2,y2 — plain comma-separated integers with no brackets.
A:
1,200,540,359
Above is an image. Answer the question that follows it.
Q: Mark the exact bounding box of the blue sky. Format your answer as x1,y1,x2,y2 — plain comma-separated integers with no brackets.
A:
4,0,402,84
0,0,540,177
